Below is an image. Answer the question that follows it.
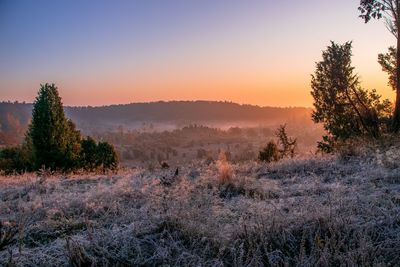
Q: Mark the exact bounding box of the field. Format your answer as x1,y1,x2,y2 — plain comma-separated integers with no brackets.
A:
1,141,400,266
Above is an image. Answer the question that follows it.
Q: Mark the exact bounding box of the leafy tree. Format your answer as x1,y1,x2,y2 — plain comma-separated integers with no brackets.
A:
378,46,397,90
311,42,391,150
27,83,81,171
359,0,400,132
259,141,279,163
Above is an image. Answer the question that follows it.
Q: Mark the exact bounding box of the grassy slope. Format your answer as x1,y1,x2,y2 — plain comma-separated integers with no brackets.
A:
0,145,400,266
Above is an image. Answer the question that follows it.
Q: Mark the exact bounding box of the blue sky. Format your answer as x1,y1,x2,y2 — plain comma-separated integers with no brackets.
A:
0,0,395,107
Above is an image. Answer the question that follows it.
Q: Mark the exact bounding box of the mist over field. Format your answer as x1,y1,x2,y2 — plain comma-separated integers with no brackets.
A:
0,101,323,168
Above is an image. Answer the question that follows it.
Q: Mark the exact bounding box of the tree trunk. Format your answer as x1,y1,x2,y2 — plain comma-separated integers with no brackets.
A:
393,7,400,133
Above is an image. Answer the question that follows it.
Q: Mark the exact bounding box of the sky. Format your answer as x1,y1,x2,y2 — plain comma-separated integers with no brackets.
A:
0,0,396,107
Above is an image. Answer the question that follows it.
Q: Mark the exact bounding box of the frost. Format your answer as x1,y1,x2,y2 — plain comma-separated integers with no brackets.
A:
1,148,400,266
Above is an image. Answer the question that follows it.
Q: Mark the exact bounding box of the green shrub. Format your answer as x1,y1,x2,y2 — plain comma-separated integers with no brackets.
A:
80,136,99,171
96,142,118,172
0,144,34,174
259,141,280,163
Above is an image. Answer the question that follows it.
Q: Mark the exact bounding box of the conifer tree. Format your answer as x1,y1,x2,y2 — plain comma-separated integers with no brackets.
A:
311,42,391,151
28,83,81,170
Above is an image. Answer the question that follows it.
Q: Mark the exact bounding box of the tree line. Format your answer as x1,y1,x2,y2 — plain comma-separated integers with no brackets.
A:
0,84,118,174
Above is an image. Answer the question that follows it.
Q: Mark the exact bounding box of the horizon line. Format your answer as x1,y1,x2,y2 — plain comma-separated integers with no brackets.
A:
0,99,313,109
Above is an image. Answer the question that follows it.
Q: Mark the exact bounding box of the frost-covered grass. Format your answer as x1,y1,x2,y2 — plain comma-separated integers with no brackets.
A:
1,144,400,266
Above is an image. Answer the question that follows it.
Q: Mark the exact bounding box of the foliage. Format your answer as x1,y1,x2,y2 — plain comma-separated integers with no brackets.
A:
27,83,81,171
80,137,119,172
80,136,99,171
358,0,400,132
378,46,397,90
0,144,34,175
96,142,119,172
275,124,297,158
359,1,397,36
317,135,335,154
258,141,280,162
311,42,391,151
0,84,119,174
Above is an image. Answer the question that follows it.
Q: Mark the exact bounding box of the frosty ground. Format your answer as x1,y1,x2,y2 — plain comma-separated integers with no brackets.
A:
1,143,400,266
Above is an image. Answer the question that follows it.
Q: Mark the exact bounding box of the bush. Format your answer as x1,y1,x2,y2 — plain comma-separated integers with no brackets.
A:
96,142,119,172
276,124,297,159
0,144,34,175
259,141,280,163
80,137,119,172
80,136,99,171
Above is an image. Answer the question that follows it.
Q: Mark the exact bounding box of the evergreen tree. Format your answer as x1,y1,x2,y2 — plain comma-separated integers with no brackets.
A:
311,42,390,150
0,83,119,174
28,83,81,171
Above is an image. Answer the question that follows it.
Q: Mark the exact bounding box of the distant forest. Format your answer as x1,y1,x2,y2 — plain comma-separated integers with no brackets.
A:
0,101,313,146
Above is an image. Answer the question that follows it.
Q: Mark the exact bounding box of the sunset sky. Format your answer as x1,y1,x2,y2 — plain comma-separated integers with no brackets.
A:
0,0,396,107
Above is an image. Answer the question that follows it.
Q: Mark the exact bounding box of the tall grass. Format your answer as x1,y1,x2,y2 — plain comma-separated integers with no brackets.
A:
0,143,400,266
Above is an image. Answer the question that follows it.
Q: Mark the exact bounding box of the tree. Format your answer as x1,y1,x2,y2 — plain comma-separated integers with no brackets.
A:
359,0,400,132
27,83,81,171
0,84,119,174
311,42,390,150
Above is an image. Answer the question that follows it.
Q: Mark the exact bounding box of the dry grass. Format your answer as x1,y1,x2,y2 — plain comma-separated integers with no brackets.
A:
0,142,400,266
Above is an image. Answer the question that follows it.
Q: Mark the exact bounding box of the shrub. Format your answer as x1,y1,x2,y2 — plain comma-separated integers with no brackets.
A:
80,136,99,171
0,144,34,175
258,141,279,163
276,124,297,159
96,142,119,172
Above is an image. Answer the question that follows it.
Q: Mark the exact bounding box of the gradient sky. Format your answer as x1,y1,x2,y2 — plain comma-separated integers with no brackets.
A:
0,0,396,107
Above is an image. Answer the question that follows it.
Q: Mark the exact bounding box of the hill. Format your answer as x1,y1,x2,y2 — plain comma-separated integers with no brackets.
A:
65,101,311,123
0,101,313,144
